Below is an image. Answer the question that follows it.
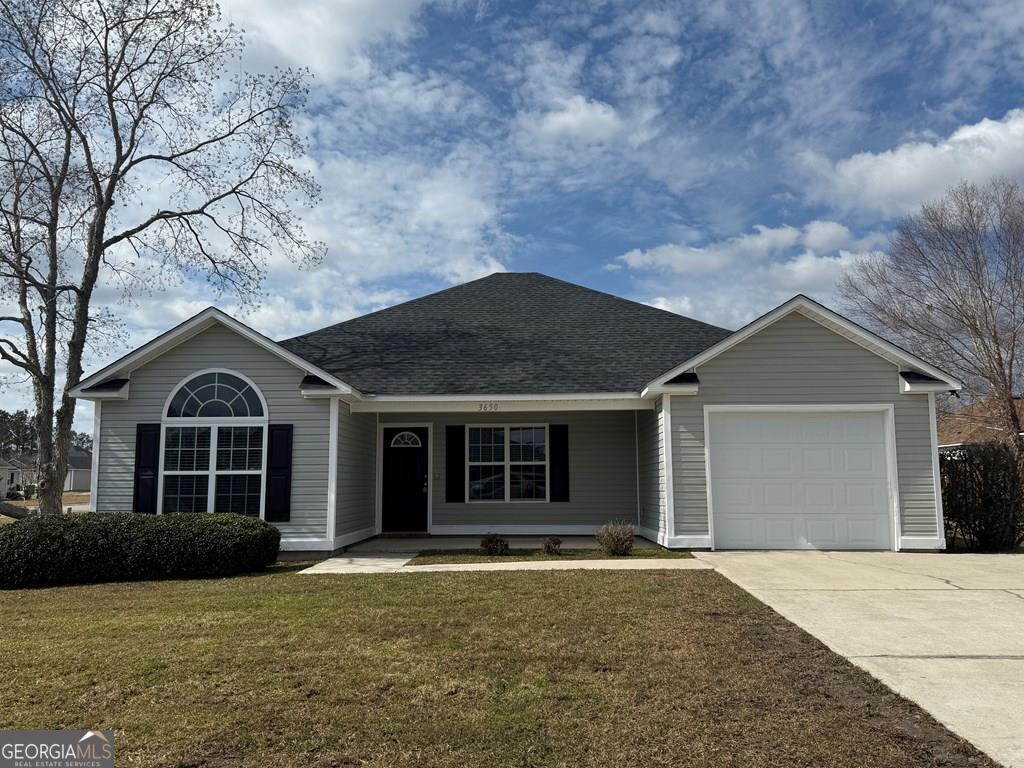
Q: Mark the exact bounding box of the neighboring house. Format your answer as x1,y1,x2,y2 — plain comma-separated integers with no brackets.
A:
70,273,960,552
2,454,35,487
0,459,15,498
64,446,93,492
937,398,1024,448
0,449,92,495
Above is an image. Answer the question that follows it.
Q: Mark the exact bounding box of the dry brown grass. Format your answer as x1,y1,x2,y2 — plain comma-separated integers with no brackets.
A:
409,547,694,565
0,568,996,768
5,491,90,509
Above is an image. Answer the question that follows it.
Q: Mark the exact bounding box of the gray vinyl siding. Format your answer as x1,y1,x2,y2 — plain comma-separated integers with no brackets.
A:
670,311,939,539
380,411,638,527
636,404,663,532
336,404,376,536
95,324,330,538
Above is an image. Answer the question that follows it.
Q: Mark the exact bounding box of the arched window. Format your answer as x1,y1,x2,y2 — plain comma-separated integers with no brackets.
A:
160,370,268,517
390,431,423,448
166,371,264,418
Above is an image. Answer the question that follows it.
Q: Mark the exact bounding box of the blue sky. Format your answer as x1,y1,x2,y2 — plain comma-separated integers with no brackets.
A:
6,0,1024,431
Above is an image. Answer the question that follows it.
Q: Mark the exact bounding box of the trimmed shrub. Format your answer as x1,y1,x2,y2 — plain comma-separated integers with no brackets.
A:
542,536,562,555
941,443,1024,552
0,513,281,589
596,521,634,556
480,533,510,556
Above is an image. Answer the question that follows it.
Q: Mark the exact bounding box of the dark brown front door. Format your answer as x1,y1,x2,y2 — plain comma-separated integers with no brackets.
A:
381,427,429,532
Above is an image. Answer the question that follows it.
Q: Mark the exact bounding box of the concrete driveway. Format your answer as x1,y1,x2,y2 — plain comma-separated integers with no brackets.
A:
698,551,1024,768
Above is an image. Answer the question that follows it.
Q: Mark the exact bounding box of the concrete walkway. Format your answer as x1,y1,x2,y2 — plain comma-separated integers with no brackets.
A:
698,551,1024,768
299,553,710,575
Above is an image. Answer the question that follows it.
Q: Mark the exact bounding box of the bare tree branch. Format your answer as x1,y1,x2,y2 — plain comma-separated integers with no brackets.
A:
839,178,1024,456
0,0,324,514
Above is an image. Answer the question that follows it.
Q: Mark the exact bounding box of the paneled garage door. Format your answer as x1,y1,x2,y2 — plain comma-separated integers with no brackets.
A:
707,410,892,550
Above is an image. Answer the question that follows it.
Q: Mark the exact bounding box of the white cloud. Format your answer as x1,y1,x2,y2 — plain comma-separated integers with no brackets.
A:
525,95,626,143
802,220,852,251
618,224,801,273
221,0,431,79
801,109,1024,217
647,294,694,316
617,219,880,328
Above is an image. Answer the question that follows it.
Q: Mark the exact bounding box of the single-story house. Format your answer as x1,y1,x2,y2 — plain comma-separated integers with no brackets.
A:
937,398,1024,448
0,459,16,498
71,273,960,552
2,454,35,488
0,449,92,495
64,446,93,492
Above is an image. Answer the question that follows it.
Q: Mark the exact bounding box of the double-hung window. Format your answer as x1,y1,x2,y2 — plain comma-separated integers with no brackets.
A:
160,370,268,517
467,425,548,502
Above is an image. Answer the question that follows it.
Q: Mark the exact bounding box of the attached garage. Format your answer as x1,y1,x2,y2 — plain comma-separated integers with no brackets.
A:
706,407,896,550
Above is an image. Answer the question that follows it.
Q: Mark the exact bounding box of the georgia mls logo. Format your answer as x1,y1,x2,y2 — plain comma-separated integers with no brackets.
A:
0,729,114,768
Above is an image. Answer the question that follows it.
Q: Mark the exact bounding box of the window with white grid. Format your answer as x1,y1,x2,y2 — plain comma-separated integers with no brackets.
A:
467,425,548,502
161,370,268,517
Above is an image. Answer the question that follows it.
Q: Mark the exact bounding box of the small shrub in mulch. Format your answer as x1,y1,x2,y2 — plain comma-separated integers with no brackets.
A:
596,521,634,556
479,533,510,556
542,536,562,555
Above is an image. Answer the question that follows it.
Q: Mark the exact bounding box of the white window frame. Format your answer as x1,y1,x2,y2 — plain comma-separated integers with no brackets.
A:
465,423,550,503
157,369,270,517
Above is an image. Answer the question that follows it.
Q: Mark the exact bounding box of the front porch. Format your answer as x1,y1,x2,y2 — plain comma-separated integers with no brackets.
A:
353,408,661,539
345,534,663,553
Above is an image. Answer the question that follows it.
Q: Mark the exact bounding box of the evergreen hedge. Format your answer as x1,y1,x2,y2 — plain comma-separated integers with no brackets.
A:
0,513,280,589
940,442,1024,552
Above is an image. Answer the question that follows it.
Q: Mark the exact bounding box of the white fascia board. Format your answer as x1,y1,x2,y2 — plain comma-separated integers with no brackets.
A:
77,381,131,400
70,307,361,399
645,295,963,392
640,383,699,397
900,376,955,394
301,388,353,399
350,393,654,413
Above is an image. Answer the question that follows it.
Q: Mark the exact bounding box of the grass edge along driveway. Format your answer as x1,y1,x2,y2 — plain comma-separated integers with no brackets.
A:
0,567,997,768
407,547,694,565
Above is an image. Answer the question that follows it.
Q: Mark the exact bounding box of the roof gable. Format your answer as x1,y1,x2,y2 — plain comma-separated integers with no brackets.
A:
71,308,357,398
644,294,962,393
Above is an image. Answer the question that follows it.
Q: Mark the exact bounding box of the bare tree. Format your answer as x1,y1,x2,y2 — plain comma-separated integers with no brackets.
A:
0,0,324,515
838,178,1024,454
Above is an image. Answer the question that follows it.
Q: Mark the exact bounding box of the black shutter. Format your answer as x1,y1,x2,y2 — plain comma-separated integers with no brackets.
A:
549,424,569,502
265,424,293,522
445,425,465,503
132,424,160,514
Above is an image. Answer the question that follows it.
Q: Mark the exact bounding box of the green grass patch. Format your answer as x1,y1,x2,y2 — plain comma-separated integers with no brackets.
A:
0,569,994,767
408,547,694,565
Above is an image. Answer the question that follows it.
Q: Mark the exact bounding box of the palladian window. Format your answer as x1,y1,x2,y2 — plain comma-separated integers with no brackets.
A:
161,371,268,516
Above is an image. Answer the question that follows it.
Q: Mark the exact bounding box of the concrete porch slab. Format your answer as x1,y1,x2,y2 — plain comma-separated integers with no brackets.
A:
344,534,660,554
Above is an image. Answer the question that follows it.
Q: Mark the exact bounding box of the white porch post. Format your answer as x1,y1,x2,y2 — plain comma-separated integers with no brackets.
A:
327,397,339,546
662,394,675,544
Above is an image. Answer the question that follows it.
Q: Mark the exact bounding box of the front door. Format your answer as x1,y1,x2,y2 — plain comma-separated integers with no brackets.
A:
381,427,429,532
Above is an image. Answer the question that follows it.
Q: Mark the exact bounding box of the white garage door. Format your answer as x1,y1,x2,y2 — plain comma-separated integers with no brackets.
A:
708,410,892,550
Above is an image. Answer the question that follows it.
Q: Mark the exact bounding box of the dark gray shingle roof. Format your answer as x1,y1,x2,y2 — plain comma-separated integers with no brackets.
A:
279,273,732,395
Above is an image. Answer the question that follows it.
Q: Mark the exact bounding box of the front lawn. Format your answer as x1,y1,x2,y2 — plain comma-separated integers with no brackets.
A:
409,547,694,565
5,491,90,508
0,569,993,767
